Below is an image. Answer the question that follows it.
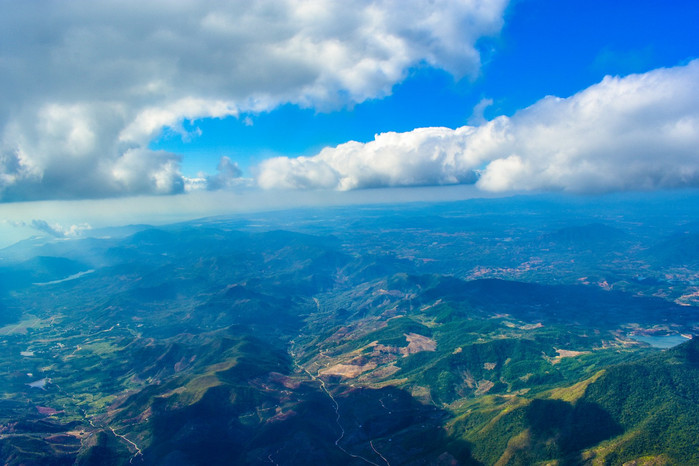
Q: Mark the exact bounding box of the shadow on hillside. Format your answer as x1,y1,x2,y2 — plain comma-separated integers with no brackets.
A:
132,381,479,465
526,398,623,465
332,385,480,465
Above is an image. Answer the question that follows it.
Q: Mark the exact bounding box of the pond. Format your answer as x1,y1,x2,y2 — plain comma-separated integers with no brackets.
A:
631,334,691,348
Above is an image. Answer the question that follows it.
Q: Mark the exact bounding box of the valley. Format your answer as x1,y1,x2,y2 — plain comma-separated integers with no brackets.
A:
0,194,698,464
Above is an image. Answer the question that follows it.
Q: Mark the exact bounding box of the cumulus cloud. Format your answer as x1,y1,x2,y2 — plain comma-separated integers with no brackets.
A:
0,0,507,202
476,60,699,192
257,60,699,193
206,156,244,191
257,126,481,190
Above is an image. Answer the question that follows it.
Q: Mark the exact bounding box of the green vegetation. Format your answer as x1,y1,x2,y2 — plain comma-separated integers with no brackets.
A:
0,198,698,464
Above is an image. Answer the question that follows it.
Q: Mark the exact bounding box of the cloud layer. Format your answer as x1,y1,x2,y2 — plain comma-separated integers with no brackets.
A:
0,0,507,201
258,60,699,193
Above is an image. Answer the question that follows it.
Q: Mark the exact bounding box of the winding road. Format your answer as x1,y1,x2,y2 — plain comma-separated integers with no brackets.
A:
290,340,391,466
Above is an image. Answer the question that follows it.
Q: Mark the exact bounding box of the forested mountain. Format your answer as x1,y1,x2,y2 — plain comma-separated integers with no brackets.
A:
0,195,697,465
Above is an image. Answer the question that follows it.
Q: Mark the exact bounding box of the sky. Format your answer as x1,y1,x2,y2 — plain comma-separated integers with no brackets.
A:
0,0,698,244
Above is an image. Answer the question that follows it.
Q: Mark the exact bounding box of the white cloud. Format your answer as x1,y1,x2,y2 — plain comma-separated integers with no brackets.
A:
477,60,699,192
468,97,494,125
257,126,480,190
257,60,699,193
111,148,185,195
0,0,508,202
25,219,92,238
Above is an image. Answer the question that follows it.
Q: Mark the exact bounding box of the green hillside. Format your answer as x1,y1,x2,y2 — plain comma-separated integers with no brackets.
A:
0,198,697,464
446,338,699,465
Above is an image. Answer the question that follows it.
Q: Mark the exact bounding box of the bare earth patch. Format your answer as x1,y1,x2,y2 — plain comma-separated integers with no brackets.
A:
461,369,476,389
66,430,91,440
371,342,402,357
320,363,377,378
556,349,589,358
366,364,401,379
401,333,437,356
475,380,495,395
675,288,699,306
549,348,590,364
268,372,302,389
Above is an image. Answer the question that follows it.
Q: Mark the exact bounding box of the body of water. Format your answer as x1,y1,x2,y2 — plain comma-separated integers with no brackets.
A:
631,334,690,348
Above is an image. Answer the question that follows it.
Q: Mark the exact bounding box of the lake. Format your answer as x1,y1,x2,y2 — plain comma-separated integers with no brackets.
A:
631,334,691,348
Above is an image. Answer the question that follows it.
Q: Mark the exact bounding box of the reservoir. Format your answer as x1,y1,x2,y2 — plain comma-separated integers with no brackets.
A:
631,334,690,348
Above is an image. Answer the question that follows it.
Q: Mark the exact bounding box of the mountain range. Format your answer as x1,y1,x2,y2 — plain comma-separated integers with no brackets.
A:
0,194,698,465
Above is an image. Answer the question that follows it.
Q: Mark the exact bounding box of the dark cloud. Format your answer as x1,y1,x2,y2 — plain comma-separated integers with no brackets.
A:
30,220,65,238
206,156,244,191
27,219,90,238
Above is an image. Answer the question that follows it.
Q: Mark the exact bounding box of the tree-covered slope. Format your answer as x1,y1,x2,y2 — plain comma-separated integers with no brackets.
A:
0,197,698,464
446,338,699,465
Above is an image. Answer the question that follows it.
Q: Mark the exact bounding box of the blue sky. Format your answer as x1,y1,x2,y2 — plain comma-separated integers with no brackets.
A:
0,0,698,243
149,0,699,178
